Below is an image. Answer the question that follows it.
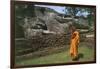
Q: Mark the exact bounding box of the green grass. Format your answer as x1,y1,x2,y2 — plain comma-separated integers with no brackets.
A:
16,45,95,66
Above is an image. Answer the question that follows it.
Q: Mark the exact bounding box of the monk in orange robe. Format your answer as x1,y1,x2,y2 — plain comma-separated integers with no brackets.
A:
69,25,80,60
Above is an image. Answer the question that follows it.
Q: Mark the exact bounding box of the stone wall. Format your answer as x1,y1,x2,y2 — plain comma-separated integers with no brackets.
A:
31,33,70,52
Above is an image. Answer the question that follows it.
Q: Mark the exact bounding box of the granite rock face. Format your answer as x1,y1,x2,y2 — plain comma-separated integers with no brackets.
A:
15,5,70,39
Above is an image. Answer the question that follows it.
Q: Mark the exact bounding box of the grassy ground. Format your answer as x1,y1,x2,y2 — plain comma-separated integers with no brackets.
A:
16,43,95,66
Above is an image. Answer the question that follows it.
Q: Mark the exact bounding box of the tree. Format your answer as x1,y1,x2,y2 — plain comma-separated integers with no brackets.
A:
15,4,35,18
65,6,95,25
86,8,95,26
65,6,82,22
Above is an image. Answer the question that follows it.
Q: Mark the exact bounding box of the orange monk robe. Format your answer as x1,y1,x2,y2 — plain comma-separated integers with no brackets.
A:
70,31,80,58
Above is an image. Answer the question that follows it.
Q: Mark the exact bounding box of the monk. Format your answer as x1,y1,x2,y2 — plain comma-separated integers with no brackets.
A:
69,25,80,60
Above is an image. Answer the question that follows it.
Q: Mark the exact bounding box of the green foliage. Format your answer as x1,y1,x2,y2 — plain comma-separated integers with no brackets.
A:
65,7,81,16
15,4,35,18
15,22,24,38
65,7,95,26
